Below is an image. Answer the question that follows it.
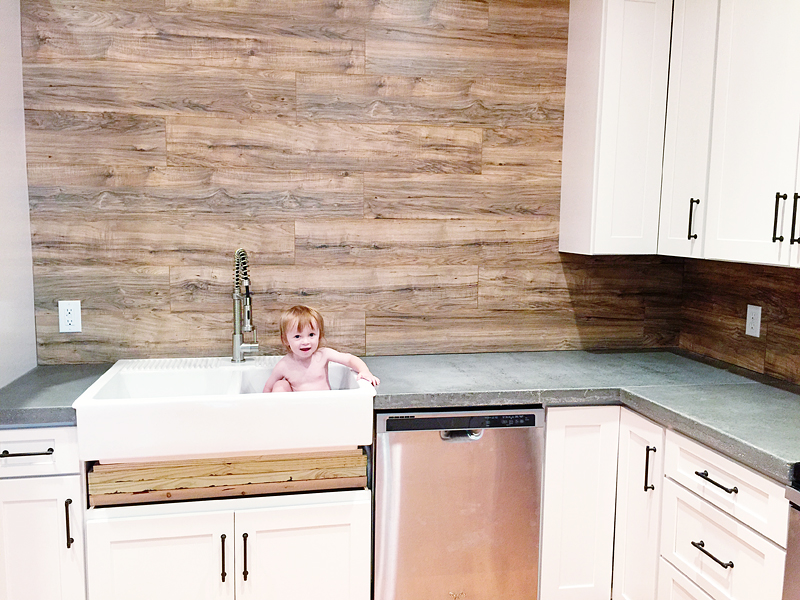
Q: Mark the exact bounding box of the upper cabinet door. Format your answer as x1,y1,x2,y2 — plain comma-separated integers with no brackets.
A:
704,0,800,266
559,0,673,255
658,0,720,258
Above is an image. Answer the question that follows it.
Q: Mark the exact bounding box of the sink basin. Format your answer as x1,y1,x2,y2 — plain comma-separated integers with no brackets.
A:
73,357,375,463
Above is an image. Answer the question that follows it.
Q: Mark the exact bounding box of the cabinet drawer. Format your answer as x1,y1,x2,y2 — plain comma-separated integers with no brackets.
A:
665,430,788,546
661,478,785,600
658,557,715,600
0,427,80,477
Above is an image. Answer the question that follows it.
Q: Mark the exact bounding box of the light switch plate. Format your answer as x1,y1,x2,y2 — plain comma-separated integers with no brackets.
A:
745,304,761,338
58,300,82,332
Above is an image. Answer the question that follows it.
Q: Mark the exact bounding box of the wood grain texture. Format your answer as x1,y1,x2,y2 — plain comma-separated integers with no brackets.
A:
296,219,559,266
170,265,478,313
166,117,482,172
25,110,166,166
488,0,569,36
297,73,563,126
365,174,560,219
28,166,364,220
24,61,295,118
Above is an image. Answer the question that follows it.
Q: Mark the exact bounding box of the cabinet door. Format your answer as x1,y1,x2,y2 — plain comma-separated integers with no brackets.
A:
86,509,233,600
235,490,371,600
0,475,85,600
658,0,720,258
657,558,715,600
540,406,621,600
612,410,665,600
704,0,800,265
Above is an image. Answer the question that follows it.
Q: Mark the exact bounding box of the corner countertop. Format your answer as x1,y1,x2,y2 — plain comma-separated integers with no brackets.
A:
1,350,798,486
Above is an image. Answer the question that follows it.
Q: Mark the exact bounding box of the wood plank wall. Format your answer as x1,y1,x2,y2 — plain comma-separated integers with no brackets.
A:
681,259,800,386
22,0,684,363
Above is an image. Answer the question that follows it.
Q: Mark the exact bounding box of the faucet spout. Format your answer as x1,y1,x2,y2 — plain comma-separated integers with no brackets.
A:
232,248,259,362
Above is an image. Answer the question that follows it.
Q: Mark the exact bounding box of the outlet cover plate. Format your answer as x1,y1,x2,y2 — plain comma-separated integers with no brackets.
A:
746,304,761,338
58,300,82,333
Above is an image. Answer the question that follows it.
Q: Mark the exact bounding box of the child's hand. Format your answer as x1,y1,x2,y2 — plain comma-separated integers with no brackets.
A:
358,371,380,387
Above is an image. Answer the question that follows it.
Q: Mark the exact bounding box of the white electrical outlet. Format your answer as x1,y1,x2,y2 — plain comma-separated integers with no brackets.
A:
58,300,82,333
746,304,761,338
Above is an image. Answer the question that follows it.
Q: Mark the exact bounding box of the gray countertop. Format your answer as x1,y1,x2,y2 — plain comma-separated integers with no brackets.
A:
1,350,799,486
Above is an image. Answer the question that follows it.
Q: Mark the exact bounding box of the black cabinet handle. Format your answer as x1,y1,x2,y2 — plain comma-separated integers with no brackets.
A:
791,193,800,244
695,470,738,494
691,540,734,569
1,447,54,458
220,534,227,582
773,192,787,242
688,198,700,240
242,533,249,581
644,446,657,492
64,499,74,549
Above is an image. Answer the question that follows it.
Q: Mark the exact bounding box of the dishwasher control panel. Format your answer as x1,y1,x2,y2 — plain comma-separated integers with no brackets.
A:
380,407,544,432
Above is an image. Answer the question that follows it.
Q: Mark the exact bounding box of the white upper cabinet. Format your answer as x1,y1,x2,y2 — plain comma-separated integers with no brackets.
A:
657,0,720,258
559,0,673,255
704,0,800,266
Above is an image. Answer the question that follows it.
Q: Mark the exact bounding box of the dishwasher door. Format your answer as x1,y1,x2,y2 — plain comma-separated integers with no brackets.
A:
784,486,800,600
374,408,545,600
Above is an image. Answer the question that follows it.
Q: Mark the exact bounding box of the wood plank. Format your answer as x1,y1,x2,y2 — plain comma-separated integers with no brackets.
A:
166,117,482,173
30,215,294,266
25,110,166,166
482,125,564,174
295,219,559,266
488,0,569,36
297,73,563,126
27,166,364,220
170,265,478,313
23,61,295,118
35,309,366,364
366,310,645,355
365,25,567,78
89,476,367,507
33,266,170,311
365,174,560,219
22,2,366,72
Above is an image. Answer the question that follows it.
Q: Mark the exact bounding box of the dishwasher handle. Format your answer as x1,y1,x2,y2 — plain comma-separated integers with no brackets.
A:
440,430,483,441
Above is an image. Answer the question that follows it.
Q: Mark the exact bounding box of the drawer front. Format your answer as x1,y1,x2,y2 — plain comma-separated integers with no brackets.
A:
658,557,715,600
661,478,785,600
0,427,80,477
665,430,788,546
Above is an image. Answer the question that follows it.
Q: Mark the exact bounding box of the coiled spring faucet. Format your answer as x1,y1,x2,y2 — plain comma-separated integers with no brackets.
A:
232,248,259,362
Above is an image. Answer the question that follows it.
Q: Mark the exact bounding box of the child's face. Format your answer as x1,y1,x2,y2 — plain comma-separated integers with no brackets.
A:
286,322,320,359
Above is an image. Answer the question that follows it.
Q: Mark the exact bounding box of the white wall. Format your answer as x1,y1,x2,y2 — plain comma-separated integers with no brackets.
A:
0,0,37,387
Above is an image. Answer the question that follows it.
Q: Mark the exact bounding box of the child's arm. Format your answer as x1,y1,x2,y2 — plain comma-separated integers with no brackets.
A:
262,359,288,393
323,348,380,387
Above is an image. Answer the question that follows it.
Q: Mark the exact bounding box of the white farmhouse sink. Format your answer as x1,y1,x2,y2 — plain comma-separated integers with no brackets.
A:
73,357,375,463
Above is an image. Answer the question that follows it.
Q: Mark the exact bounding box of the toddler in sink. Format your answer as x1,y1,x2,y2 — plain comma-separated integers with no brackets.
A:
262,305,380,393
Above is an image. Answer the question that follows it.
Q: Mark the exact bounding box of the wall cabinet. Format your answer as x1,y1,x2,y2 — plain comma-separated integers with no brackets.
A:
540,405,621,600
612,409,665,600
657,0,720,258
703,0,800,267
85,489,371,600
0,428,85,600
558,0,673,255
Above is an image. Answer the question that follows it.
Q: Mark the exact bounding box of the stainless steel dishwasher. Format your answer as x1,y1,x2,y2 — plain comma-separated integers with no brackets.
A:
784,484,800,600
374,407,545,600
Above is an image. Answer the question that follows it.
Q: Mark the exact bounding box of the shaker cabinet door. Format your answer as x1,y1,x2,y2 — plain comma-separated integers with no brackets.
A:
704,0,800,265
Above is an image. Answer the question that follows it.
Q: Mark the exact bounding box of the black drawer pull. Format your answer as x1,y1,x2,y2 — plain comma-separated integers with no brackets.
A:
644,446,657,492
691,540,734,569
694,470,738,494
773,192,787,242
64,499,74,549
791,192,800,244
242,533,249,581
220,534,227,582
688,198,700,240
1,447,54,458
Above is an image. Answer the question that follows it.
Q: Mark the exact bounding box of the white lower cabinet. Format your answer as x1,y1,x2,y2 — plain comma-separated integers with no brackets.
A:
540,405,621,600
85,489,371,600
0,475,86,600
612,409,665,600
658,557,715,600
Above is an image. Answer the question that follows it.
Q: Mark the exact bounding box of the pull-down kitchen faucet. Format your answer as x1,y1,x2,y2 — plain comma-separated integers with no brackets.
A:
232,248,259,362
